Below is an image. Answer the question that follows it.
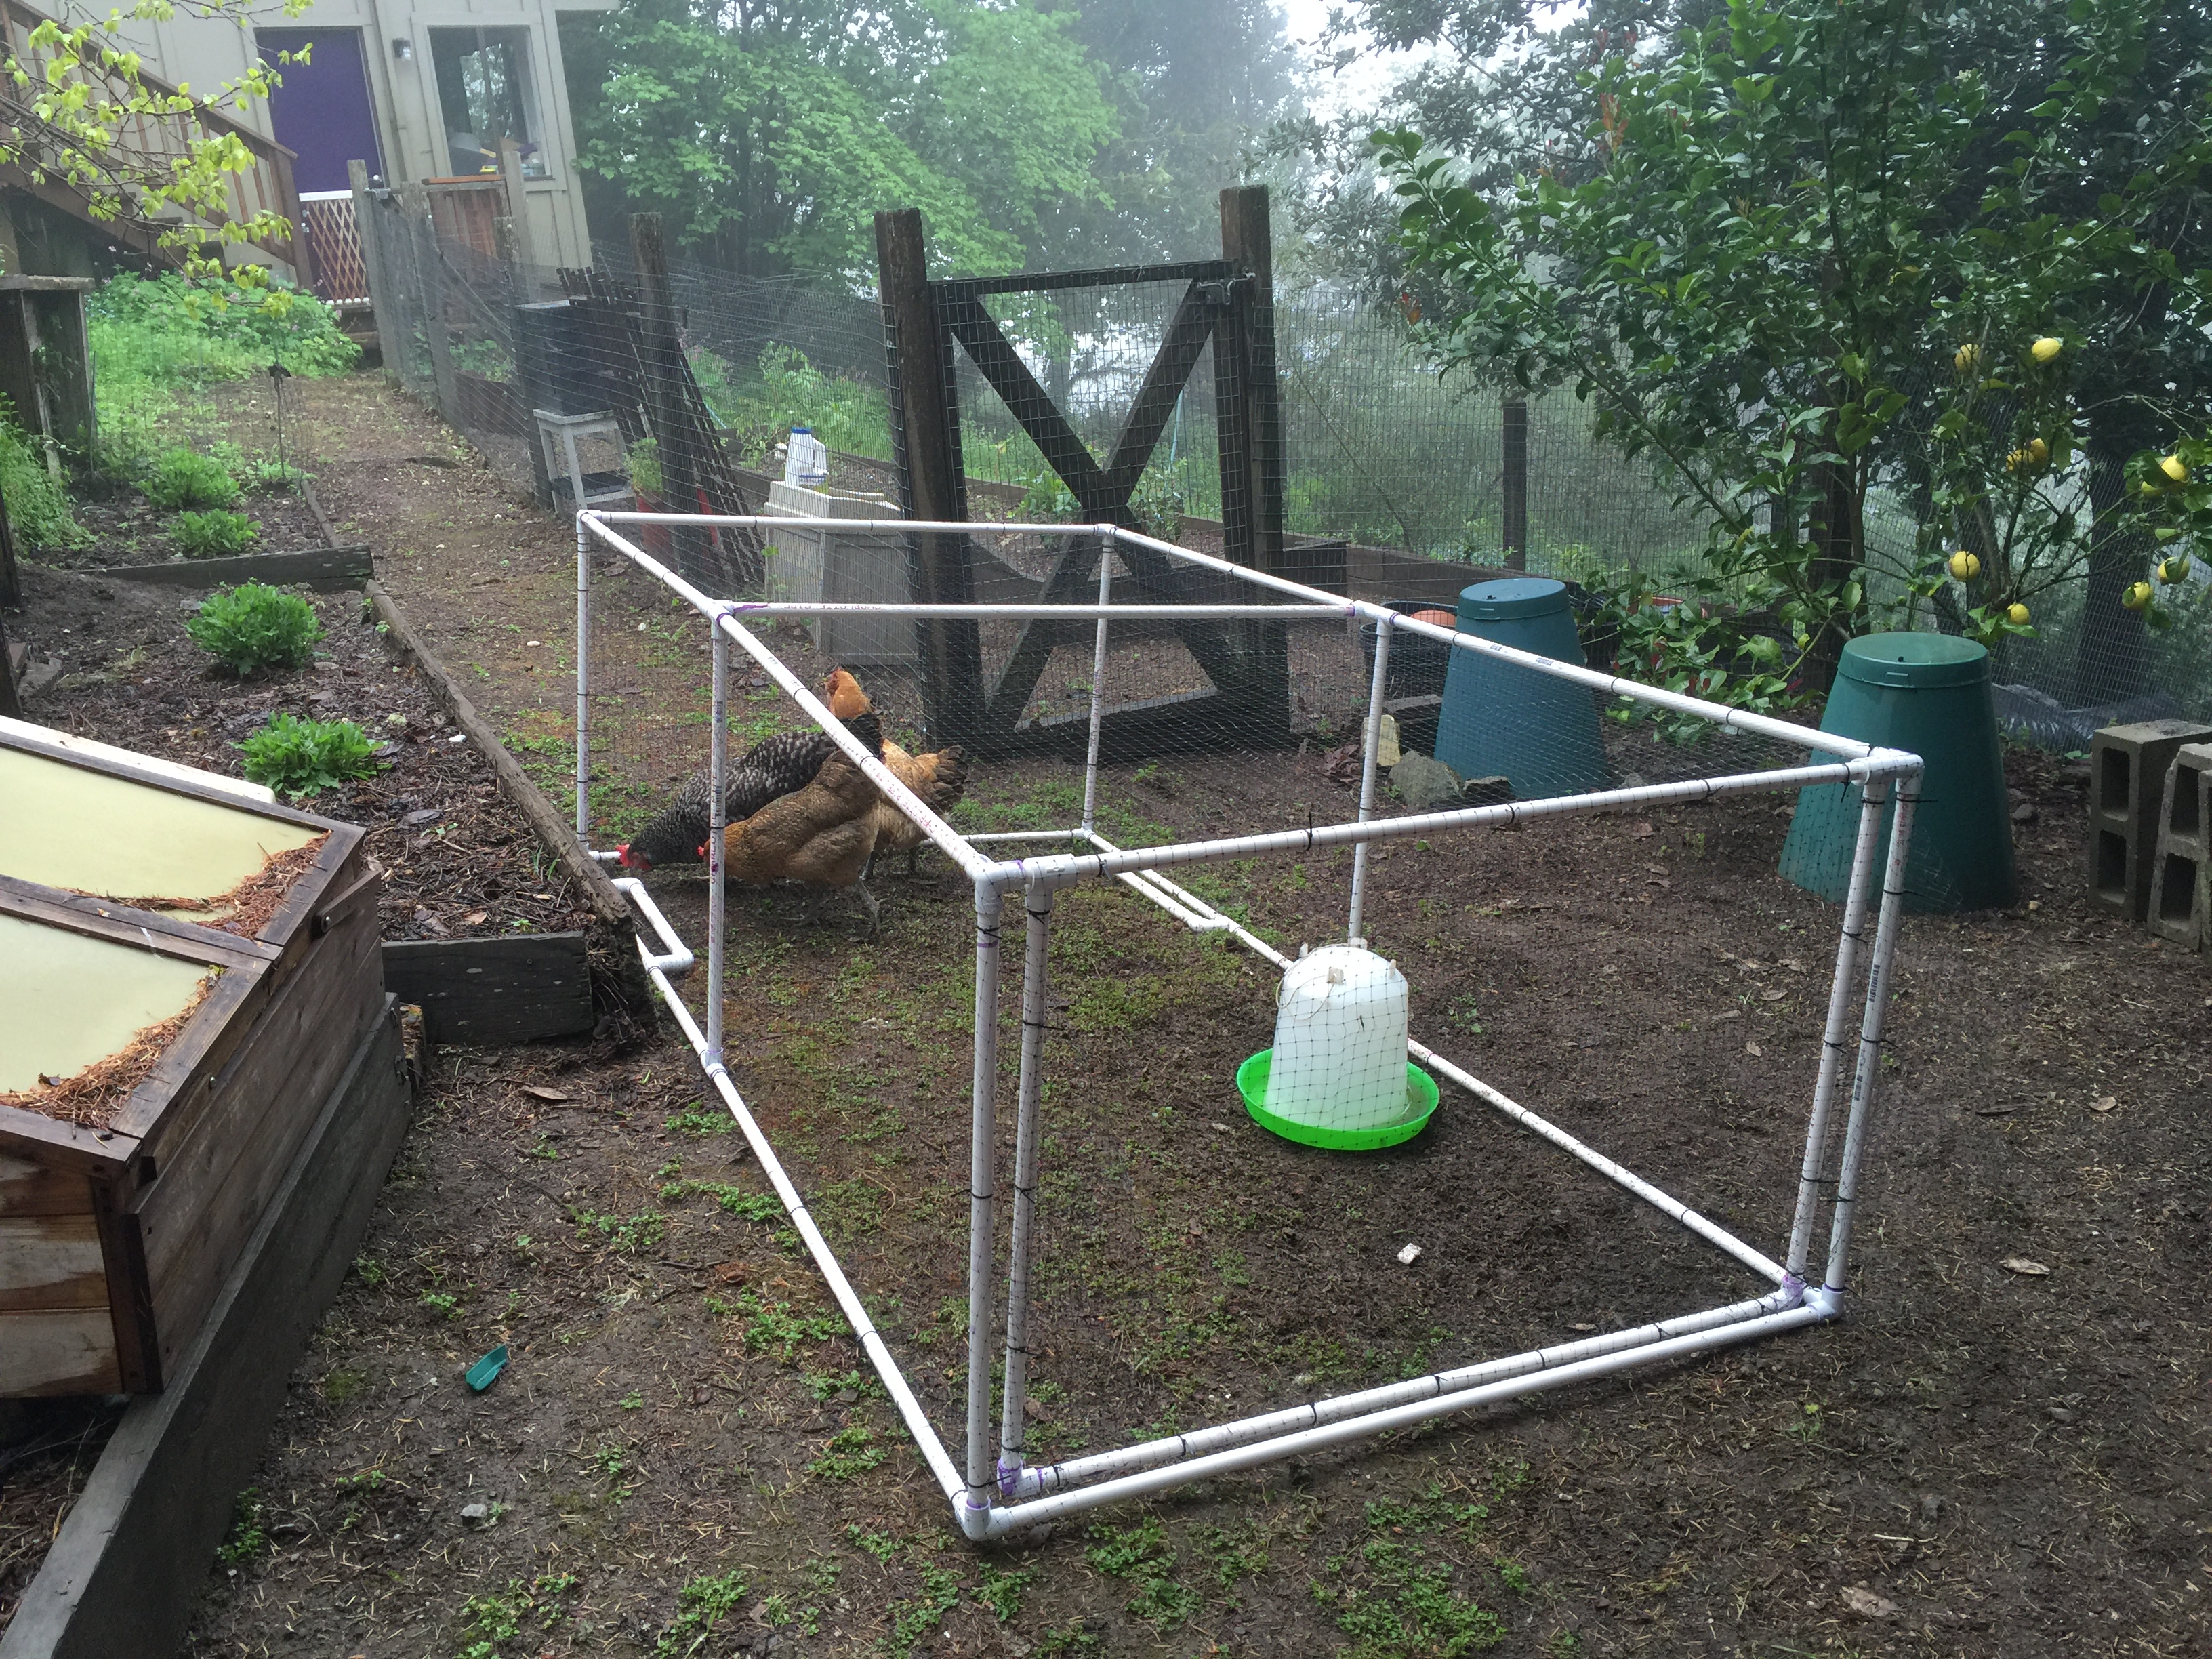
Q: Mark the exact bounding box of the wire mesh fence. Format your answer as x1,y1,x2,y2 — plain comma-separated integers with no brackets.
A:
349,188,2212,747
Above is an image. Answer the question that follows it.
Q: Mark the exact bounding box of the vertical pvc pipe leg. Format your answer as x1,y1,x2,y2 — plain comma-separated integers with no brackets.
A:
575,515,592,841
1080,531,1114,837
998,881,1055,1487
1785,778,1889,1283
963,883,1008,1522
1347,613,1393,943
1818,777,1920,1305
705,617,730,1067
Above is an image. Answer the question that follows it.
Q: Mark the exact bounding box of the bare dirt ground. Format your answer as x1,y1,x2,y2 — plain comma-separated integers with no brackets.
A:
3,370,2207,1659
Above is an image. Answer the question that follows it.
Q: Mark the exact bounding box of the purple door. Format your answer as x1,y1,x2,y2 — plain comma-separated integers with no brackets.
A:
257,28,384,193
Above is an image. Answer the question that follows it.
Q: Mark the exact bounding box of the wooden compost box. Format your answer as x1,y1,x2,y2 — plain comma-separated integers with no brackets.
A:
0,727,382,1395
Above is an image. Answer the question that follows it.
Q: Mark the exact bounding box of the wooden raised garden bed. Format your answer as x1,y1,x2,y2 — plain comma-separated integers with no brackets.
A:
0,726,383,1395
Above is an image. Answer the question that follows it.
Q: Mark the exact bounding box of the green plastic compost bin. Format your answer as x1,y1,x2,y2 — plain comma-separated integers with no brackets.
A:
1779,632,2016,912
1431,578,1611,799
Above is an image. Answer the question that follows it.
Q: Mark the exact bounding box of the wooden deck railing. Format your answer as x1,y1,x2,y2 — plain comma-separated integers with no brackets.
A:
0,0,307,281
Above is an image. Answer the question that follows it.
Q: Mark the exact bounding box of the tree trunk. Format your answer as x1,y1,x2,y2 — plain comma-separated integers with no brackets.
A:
2072,438,2151,705
1802,454,1862,693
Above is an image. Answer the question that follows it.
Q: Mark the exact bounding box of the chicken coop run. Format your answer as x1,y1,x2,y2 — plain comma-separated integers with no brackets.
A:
0,725,384,1395
571,508,1923,1542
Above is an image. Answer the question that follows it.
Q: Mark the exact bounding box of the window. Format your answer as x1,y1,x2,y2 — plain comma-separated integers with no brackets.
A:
429,26,546,179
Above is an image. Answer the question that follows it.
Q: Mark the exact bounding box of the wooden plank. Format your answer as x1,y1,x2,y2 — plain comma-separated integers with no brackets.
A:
382,932,594,1046
0,1008,409,1656
0,1309,119,1396
872,207,986,747
134,890,384,1385
88,545,373,592
0,1153,92,1218
0,872,281,966
0,1104,132,1177
0,1214,106,1312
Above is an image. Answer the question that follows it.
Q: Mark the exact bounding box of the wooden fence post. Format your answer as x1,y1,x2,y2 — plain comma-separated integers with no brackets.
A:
348,161,397,384
873,207,984,745
631,214,710,584
1502,398,1529,570
1218,184,1290,739
496,139,540,281
396,182,458,418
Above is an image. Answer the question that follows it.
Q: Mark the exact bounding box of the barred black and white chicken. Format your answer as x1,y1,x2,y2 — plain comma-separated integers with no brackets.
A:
615,669,883,872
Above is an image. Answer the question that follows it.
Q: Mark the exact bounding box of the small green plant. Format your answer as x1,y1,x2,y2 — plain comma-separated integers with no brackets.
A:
216,1488,270,1563
570,1208,666,1254
807,1424,888,1480
186,581,323,676
845,1523,899,1561
655,1568,747,1657
457,1572,579,1659
976,1565,1038,1622
419,1290,459,1319
1085,1517,1197,1628
352,1253,386,1287
886,1565,964,1658
243,456,309,491
665,1103,729,1136
172,508,260,558
237,712,382,798
620,1390,644,1410
146,445,240,509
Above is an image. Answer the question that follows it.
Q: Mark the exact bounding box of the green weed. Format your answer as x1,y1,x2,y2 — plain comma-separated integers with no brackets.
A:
455,1572,579,1659
653,1567,746,1656
569,1208,666,1255
1085,1517,1197,1629
975,1564,1036,1622
146,446,239,509
884,1565,963,1658
806,1424,887,1480
216,1488,268,1563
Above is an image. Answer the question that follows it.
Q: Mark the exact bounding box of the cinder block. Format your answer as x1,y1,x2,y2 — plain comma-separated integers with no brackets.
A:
2148,743,2212,949
2087,720,2212,920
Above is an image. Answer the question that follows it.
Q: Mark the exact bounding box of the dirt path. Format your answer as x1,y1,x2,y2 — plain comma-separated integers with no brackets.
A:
63,371,2205,1657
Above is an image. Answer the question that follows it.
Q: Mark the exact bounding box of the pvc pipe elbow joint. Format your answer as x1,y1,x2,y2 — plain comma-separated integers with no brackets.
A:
1803,1284,1844,1320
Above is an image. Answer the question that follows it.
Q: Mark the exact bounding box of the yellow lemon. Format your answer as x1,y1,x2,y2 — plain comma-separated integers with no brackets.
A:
2159,554,2191,583
2007,602,2031,626
2160,454,2190,484
1953,343,1982,374
2124,581,2154,610
2005,447,2027,472
1948,550,1980,581
2027,436,2049,465
2030,336,2062,363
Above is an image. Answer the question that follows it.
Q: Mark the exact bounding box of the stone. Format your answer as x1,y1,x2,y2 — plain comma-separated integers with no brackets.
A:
1391,752,1463,811
1461,774,1513,808
459,1502,489,1523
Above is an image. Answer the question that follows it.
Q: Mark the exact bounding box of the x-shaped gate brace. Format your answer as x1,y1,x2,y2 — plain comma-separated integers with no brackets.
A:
905,257,1293,758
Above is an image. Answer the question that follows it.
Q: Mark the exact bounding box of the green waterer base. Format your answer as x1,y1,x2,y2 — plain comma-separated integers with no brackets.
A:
1236,1050,1440,1151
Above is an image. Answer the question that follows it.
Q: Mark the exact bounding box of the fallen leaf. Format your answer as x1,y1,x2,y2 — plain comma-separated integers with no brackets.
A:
1999,1256,2051,1277
2091,1095,2117,1113
1745,1041,1763,1057
520,1084,570,1103
1760,987,1787,1002
1397,1242,1423,1265
1628,821,1654,838
1971,1104,2015,1117
1841,1585,1898,1620
1569,1322,1596,1332
714,1261,747,1284
463,910,488,926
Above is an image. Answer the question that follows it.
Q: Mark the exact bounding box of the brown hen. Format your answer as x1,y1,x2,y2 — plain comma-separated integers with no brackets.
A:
705,670,887,937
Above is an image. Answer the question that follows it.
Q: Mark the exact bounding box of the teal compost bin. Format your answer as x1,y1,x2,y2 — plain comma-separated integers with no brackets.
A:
1431,578,1611,799
1778,633,2015,912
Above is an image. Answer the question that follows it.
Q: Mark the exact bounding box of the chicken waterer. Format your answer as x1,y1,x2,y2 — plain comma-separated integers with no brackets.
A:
1239,943,1438,1150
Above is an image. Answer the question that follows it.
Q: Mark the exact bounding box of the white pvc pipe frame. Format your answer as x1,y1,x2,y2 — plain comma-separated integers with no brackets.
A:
572,510,1922,1542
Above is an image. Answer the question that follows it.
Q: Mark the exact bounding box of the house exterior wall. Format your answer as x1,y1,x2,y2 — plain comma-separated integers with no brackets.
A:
106,0,609,274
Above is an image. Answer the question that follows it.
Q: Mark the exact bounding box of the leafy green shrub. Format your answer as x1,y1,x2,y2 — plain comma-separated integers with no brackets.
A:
172,510,260,558
237,712,382,798
146,447,239,510
186,582,324,676
0,411,85,549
